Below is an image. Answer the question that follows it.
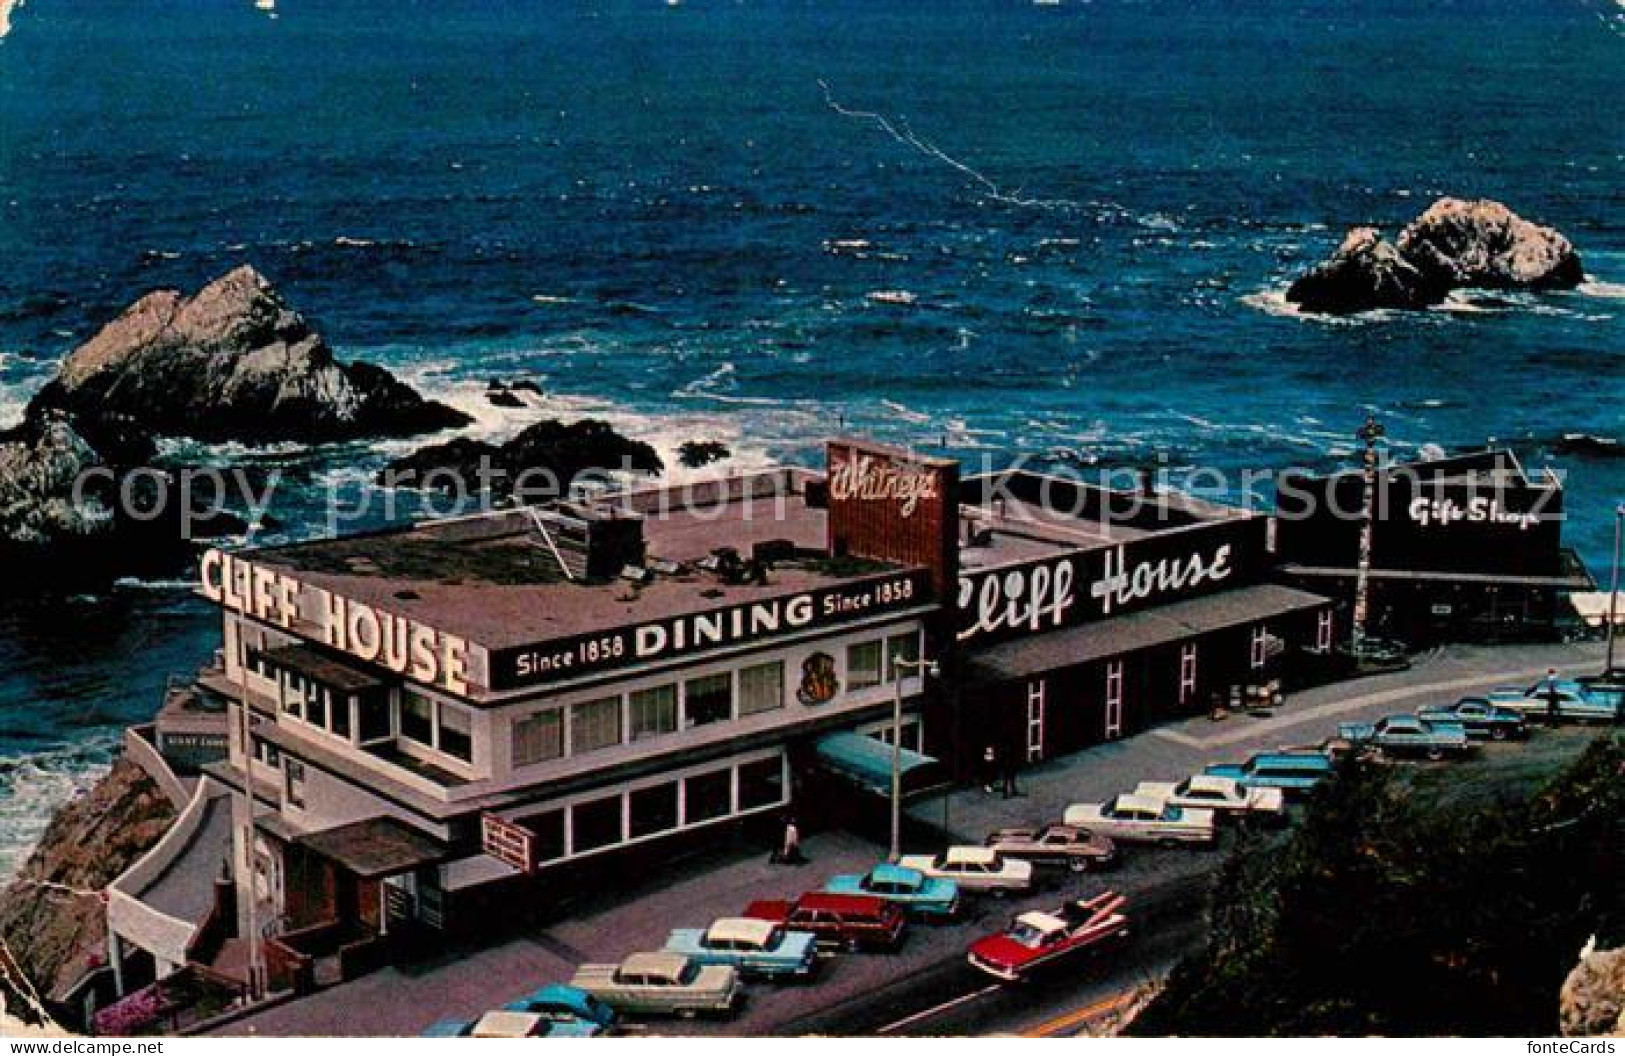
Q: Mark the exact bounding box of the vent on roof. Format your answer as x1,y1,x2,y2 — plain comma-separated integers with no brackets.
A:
525,502,646,582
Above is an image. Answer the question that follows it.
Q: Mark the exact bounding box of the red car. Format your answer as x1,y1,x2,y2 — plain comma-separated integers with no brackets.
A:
743,892,908,952
966,891,1129,982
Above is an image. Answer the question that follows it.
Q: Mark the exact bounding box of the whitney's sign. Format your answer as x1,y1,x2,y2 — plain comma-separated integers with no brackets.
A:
828,453,943,519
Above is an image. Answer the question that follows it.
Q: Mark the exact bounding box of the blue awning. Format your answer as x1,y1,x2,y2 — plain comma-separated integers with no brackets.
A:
814,731,945,798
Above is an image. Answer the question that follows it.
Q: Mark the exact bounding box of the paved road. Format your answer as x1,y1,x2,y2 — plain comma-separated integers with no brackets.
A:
213,639,1610,1037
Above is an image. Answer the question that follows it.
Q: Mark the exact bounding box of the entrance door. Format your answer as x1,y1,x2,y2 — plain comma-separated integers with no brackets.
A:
1025,679,1045,762
1104,661,1125,740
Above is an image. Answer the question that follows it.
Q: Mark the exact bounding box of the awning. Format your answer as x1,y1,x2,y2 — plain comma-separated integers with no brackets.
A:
263,643,382,693
298,817,450,880
968,583,1330,682
814,731,945,798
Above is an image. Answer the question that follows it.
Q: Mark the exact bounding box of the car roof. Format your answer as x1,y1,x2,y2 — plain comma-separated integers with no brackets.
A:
1185,775,1233,793
622,951,690,978
1250,752,1331,768
870,863,922,884
796,891,889,914
707,917,778,945
1114,793,1166,813
472,1011,543,1038
1015,911,1067,934
944,846,999,865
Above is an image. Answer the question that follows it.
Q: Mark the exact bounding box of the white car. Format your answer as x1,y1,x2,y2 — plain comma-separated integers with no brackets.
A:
1134,775,1286,821
1063,793,1217,847
897,846,1035,895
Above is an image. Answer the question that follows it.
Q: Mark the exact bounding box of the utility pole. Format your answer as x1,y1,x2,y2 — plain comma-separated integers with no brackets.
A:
889,656,938,863
1607,504,1623,674
234,637,265,1001
1351,415,1385,658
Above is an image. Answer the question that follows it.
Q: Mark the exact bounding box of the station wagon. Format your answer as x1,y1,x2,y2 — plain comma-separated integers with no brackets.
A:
570,952,742,1018
1204,751,1334,797
743,892,908,952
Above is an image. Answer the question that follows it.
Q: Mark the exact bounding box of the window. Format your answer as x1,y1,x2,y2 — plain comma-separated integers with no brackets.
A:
401,692,434,745
331,695,352,739
571,795,623,853
304,683,327,730
1250,625,1269,670
512,710,563,768
1179,643,1199,705
1316,609,1335,652
738,757,785,811
281,673,300,716
628,685,677,740
885,632,921,681
570,696,622,754
629,783,679,839
738,661,784,717
847,641,883,690
284,758,306,809
357,691,391,743
439,704,472,762
521,809,566,864
684,769,733,824
684,673,733,727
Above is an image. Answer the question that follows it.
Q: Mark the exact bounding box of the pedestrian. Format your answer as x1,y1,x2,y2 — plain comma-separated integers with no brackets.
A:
1001,748,1022,799
1543,668,1562,727
982,744,998,793
778,817,805,865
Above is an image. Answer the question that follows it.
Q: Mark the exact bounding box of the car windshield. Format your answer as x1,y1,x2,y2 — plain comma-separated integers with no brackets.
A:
1007,922,1051,947
1173,780,1192,795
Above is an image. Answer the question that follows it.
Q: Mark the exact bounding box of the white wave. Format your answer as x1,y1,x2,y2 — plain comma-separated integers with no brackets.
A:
0,735,120,884
1241,286,1399,326
1578,278,1625,299
112,576,197,592
865,290,918,306
530,294,579,305
334,236,376,248
0,0,25,40
879,399,932,425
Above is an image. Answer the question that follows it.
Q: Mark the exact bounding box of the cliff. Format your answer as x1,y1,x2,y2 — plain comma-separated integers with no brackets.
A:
0,760,175,1023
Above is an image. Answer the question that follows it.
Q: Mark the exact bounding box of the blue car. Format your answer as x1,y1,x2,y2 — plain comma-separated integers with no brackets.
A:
1418,699,1530,741
502,983,619,1033
1204,752,1333,797
663,917,820,980
823,863,961,919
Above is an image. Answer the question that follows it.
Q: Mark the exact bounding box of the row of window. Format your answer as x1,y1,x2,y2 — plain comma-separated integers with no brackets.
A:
512,756,786,864
402,691,474,763
510,632,921,770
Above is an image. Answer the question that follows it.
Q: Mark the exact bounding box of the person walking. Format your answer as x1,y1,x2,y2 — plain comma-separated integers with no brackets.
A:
982,744,998,793
778,817,805,865
1000,747,1022,799
1542,668,1562,727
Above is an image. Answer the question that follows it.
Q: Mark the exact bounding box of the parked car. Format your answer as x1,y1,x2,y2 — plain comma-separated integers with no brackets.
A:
1417,699,1530,741
1062,794,1216,847
984,824,1119,873
966,891,1130,982
421,1018,476,1038
1203,752,1334,798
1337,714,1472,760
421,1005,609,1039
897,846,1036,896
570,952,743,1019
742,892,908,952
823,863,961,919
501,983,619,1032
663,917,819,981
1133,775,1286,822
1486,680,1624,724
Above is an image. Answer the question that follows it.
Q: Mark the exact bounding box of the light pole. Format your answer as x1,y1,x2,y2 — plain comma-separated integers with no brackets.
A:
1607,504,1623,673
1351,415,1385,657
890,656,939,863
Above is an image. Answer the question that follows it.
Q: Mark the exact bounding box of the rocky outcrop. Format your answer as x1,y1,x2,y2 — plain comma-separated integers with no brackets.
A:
29,266,471,443
0,760,175,1021
1285,226,1448,313
1286,198,1585,314
381,419,662,502
1398,198,1585,291
0,412,116,548
1561,944,1625,1038
677,440,732,469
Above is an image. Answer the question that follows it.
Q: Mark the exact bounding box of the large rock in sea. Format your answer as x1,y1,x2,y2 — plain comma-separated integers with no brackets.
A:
0,760,176,1025
1285,226,1449,313
1397,197,1585,291
381,418,663,502
1561,944,1625,1038
1286,198,1585,314
0,412,117,548
29,266,471,443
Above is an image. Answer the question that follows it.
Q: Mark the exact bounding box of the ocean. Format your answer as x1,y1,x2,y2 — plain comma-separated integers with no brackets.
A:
0,0,1621,879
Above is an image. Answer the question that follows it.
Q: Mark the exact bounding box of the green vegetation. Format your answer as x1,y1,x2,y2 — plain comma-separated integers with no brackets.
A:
1132,734,1625,1036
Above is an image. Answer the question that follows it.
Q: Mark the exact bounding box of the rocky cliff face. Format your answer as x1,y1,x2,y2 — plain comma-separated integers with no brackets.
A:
380,418,663,501
1287,198,1584,314
0,760,175,1022
1561,945,1625,1038
30,266,471,443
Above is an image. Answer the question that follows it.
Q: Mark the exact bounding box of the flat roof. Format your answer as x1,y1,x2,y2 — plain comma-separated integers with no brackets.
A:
298,816,450,879
254,472,914,652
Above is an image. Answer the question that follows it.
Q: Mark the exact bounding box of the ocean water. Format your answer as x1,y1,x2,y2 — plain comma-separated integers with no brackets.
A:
0,0,1621,878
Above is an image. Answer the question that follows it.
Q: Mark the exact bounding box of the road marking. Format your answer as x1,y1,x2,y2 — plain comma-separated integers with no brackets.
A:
876,982,1003,1035
1165,664,1566,750
1023,990,1139,1037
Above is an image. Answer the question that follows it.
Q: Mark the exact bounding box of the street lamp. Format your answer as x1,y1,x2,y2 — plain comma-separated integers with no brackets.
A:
889,656,939,863
1607,504,1623,674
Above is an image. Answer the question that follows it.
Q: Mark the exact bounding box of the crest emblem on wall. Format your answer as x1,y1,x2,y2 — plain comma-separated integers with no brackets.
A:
797,652,839,706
